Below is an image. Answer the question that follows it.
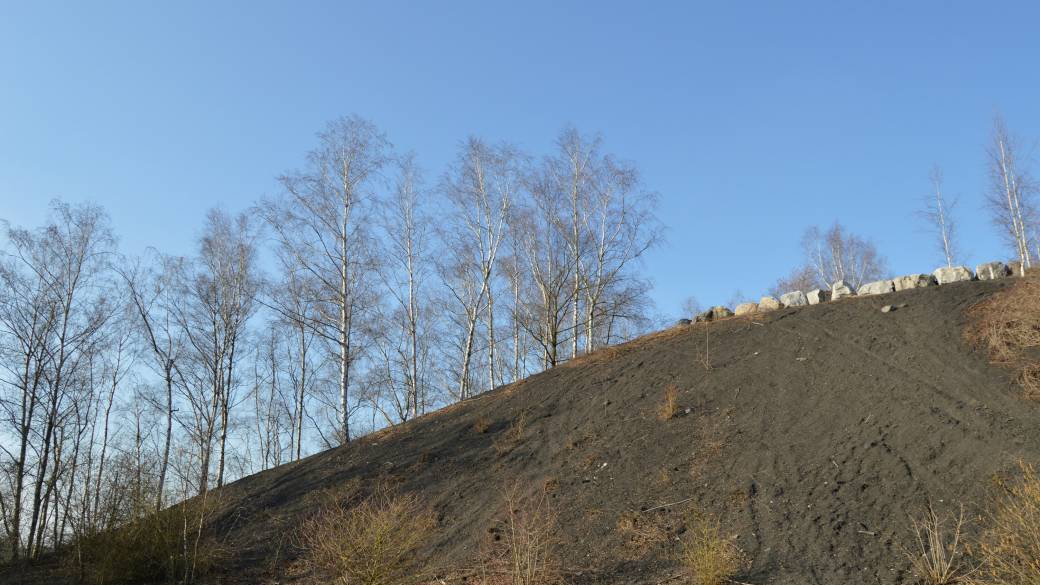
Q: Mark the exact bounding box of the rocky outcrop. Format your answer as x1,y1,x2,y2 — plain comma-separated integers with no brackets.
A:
976,261,1011,280
807,289,830,305
734,302,759,316
758,296,782,312
857,280,895,296
933,266,974,285
780,291,808,307
695,306,734,322
682,257,1020,324
893,274,938,291
831,280,856,300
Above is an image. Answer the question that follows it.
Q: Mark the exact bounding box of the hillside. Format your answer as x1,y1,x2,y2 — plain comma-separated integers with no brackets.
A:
12,276,1040,585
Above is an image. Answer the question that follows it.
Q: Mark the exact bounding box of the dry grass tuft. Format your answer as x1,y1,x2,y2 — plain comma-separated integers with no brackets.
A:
616,510,669,558
298,487,434,585
658,384,681,421
474,416,492,434
493,410,530,455
680,511,746,585
477,486,562,585
977,461,1040,585
965,279,1040,400
902,505,974,585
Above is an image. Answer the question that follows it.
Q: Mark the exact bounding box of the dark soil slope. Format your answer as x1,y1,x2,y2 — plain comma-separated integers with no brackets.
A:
31,279,1040,585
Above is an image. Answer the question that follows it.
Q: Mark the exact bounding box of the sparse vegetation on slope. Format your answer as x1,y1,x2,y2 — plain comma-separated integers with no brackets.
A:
977,462,1040,585
965,277,1040,400
297,486,434,585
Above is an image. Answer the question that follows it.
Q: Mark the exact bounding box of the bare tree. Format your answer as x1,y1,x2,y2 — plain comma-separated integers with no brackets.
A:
919,165,959,268
770,265,818,297
119,253,184,510
370,155,436,423
439,138,519,399
172,210,259,494
986,115,1036,275
801,222,888,289
258,115,390,443
0,201,115,559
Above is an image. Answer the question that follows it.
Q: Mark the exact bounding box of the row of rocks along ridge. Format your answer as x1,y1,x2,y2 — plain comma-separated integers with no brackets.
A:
682,260,1019,324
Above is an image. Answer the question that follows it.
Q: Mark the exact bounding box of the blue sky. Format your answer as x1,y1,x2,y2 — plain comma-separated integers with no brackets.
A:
2,1,1039,316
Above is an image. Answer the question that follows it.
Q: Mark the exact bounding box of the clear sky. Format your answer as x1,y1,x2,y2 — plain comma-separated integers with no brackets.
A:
2,1,1039,316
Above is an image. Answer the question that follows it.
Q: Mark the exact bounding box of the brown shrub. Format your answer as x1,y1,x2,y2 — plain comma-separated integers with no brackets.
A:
965,279,1040,400
474,416,492,434
680,511,746,585
657,384,680,421
69,495,226,585
977,461,1040,585
298,487,434,585
477,486,562,585
902,505,973,585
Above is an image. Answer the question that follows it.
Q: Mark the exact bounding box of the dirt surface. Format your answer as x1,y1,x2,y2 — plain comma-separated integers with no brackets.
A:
9,278,1040,584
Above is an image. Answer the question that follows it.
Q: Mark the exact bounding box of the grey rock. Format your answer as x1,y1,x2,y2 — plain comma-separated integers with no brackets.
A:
933,265,974,285
857,280,895,296
695,306,734,322
676,318,692,326
831,280,856,300
734,302,759,316
893,274,938,291
758,296,782,311
1008,260,1024,277
880,305,894,313
806,289,831,305
976,261,1011,280
780,290,808,307
710,306,734,319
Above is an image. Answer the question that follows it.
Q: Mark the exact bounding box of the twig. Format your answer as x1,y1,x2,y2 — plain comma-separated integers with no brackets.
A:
643,496,694,513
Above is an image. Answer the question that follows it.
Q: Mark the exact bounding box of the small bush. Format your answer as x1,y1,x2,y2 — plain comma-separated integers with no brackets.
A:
658,384,680,421
965,279,1040,401
977,461,1040,585
474,416,492,434
298,487,434,585
902,505,973,585
478,486,561,585
680,511,745,585
70,497,225,585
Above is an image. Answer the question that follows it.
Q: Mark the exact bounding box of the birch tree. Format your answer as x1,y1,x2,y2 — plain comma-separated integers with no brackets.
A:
986,115,1036,275
259,115,390,443
919,165,959,268
440,138,520,399
371,155,435,422
801,222,887,289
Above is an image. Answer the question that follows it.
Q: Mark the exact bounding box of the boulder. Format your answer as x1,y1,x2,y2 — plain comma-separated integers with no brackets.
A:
779,290,808,307
831,280,856,299
857,280,895,296
933,266,974,285
893,274,938,291
695,306,734,322
676,318,692,326
710,306,734,319
976,261,1011,280
806,289,831,305
734,302,759,316
1008,260,1024,277
758,296,782,311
